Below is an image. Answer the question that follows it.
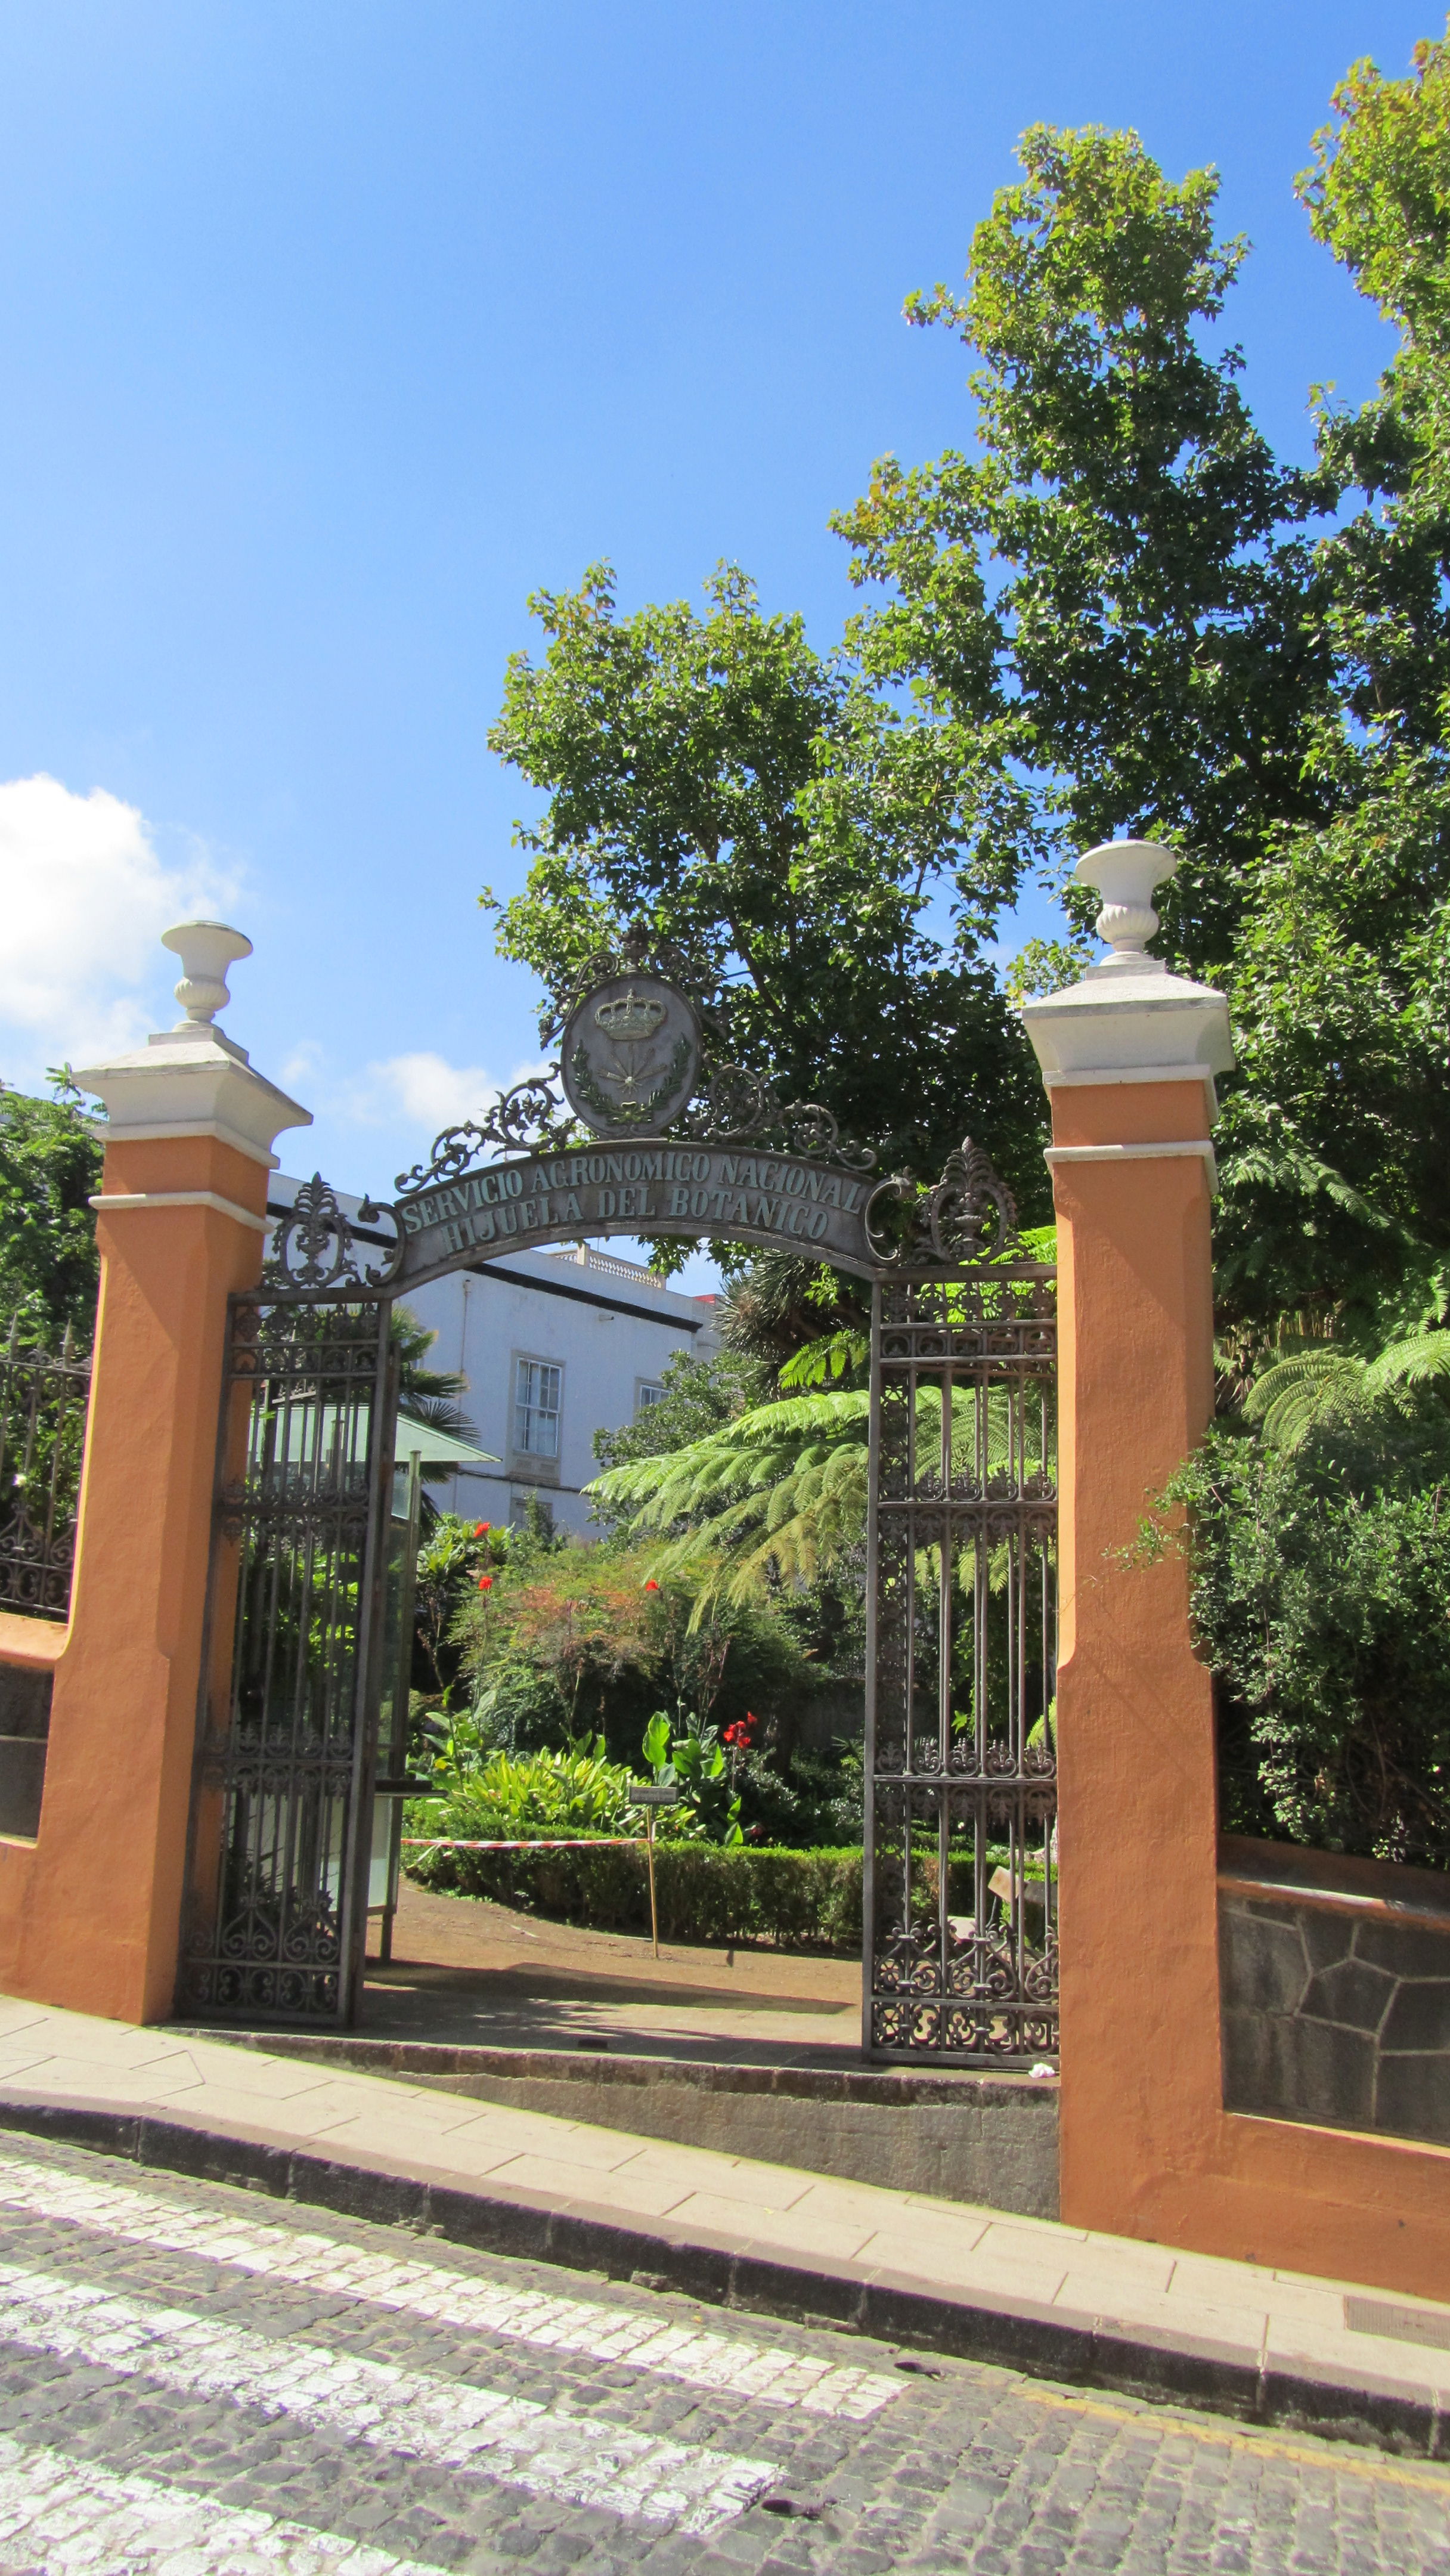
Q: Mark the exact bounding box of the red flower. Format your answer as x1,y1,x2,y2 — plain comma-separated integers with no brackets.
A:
473,1521,489,1536
477,1574,492,1592
643,1578,659,1592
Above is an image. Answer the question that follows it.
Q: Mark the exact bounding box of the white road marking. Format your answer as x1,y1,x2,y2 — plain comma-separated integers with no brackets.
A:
0,2429,444,2573
0,2257,776,2532
0,2144,901,2416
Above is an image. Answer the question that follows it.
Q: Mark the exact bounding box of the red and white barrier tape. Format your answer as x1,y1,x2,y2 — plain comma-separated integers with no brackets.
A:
402,1835,646,1852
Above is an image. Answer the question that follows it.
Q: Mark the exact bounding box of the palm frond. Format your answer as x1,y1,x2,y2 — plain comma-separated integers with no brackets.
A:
778,1329,869,1389
587,1374,1045,1605
1245,1327,1450,1452
1367,1330,1450,1394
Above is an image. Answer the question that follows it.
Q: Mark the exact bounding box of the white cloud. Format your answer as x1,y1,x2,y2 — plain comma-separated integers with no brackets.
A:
343,1050,550,1136
0,773,237,1076
279,1039,324,1095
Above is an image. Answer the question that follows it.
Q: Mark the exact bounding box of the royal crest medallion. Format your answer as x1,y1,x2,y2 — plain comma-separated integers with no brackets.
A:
560,973,701,1135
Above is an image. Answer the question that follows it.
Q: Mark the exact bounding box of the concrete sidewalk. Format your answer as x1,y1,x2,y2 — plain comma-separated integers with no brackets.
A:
2,1990,1449,2457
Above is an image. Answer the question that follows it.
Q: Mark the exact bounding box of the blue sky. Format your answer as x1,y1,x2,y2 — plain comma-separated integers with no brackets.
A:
0,0,1427,1281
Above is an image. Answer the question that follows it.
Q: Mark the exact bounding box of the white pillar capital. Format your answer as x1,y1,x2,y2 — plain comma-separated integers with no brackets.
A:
1020,840,1234,1108
73,923,311,1169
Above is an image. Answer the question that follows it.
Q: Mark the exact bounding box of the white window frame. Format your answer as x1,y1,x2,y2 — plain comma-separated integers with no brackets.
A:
512,1355,562,1461
635,1379,666,1415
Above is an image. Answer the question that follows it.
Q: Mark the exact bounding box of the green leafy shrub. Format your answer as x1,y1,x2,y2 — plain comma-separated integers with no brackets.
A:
643,1708,741,1844
399,1839,1020,1952
0,1080,103,1340
403,1837,866,1950
1166,1424,1450,1865
449,1536,813,1759
410,1739,642,1843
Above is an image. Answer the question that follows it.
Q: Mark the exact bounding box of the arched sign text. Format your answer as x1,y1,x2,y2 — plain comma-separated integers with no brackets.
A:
394,1140,876,1286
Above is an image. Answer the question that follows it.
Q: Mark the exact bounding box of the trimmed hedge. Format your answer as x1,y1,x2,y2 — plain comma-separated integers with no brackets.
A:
405,1839,865,1952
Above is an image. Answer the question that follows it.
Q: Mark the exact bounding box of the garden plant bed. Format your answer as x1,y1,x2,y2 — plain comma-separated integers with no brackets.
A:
403,1837,866,1950
403,1837,1039,1955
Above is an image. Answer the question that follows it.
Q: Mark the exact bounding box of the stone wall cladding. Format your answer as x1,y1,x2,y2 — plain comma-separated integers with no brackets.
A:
1219,1840,1450,2147
193,2032,1063,2219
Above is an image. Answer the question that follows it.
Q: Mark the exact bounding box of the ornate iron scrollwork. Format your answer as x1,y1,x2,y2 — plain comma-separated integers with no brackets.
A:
686,1066,876,1169
180,1286,392,2027
865,1135,1033,1269
393,1055,878,1194
865,1233,1058,2067
393,1076,576,1191
266,1172,402,1293
388,927,878,1194
541,922,726,1047
0,1317,92,1622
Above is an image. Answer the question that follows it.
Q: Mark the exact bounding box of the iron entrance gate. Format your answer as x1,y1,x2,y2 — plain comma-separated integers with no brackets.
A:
179,1228,398,2023
179,938,1056,2054
865,1253,1058,2063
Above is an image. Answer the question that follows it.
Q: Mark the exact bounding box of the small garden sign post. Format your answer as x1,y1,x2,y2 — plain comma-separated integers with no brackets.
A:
631,1781,679,1957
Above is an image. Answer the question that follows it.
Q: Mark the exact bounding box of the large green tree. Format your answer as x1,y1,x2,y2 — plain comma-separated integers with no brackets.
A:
832,122,1338,983
833,70,1450,1333
485,563,1046,1204
487,35,1450,1334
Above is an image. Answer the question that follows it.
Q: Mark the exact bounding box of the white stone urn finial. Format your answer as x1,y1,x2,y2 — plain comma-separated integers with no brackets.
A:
1073,840,1178,973
159,921,253,1029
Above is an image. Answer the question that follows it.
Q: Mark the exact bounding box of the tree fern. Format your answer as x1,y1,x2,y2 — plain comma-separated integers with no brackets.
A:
586,1382,1034,1612
1245,1328,1450,1451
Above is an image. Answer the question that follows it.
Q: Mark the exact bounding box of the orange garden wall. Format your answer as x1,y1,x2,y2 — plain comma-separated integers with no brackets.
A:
1047,1079,1450,2303
0,931,308,2028
0,1128,269,2023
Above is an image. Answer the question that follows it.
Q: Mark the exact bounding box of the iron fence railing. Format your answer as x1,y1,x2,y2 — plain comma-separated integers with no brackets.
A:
0,1315,92,1621
865,1265,1058,2065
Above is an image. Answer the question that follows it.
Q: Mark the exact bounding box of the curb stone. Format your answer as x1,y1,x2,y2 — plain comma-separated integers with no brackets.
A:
0,2088,1443,2462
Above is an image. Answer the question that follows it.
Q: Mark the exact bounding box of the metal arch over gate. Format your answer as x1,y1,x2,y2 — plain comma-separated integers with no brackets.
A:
179,931,1057,2058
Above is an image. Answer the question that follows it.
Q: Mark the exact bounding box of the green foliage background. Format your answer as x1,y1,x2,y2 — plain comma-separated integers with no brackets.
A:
0,1085,103,1340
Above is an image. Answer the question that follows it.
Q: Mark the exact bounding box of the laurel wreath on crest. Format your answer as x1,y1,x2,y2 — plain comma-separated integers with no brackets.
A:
568,1030,695,1130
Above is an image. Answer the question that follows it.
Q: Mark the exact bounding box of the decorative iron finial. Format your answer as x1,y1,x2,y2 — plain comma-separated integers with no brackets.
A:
865,1135,1039,1268
266,1173,401,1292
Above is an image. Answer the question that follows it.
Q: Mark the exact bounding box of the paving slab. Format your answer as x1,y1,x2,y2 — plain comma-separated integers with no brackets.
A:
2,1990,1450,2456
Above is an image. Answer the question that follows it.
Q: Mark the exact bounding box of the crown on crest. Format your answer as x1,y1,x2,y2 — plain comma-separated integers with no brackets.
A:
594,987,667,1042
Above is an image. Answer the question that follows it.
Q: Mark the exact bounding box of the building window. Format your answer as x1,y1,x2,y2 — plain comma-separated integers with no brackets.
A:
514,1358,562,1458
636,1381,665,1414
511,1490,553,1535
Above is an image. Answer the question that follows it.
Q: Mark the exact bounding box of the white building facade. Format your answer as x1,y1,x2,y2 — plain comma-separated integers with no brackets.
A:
271,1177,720,1537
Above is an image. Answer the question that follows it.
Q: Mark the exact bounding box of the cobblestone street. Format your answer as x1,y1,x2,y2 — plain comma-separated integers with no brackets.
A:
0,2138,1443,2572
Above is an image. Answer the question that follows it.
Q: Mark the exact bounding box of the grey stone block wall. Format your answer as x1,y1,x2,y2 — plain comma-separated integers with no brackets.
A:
207,2032,1063,2218
1220,1881,1450,2147
0,1662,51,1840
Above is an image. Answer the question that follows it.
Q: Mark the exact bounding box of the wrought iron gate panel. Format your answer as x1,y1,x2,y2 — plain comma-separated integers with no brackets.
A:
179,1290,396,2024
0,1315,92,1620
863,1259,1058,2064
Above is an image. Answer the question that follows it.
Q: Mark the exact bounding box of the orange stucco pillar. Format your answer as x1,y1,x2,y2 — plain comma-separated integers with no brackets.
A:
0,924,309,2023
1024,843,1450,2301
1048,1069,1224,2234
